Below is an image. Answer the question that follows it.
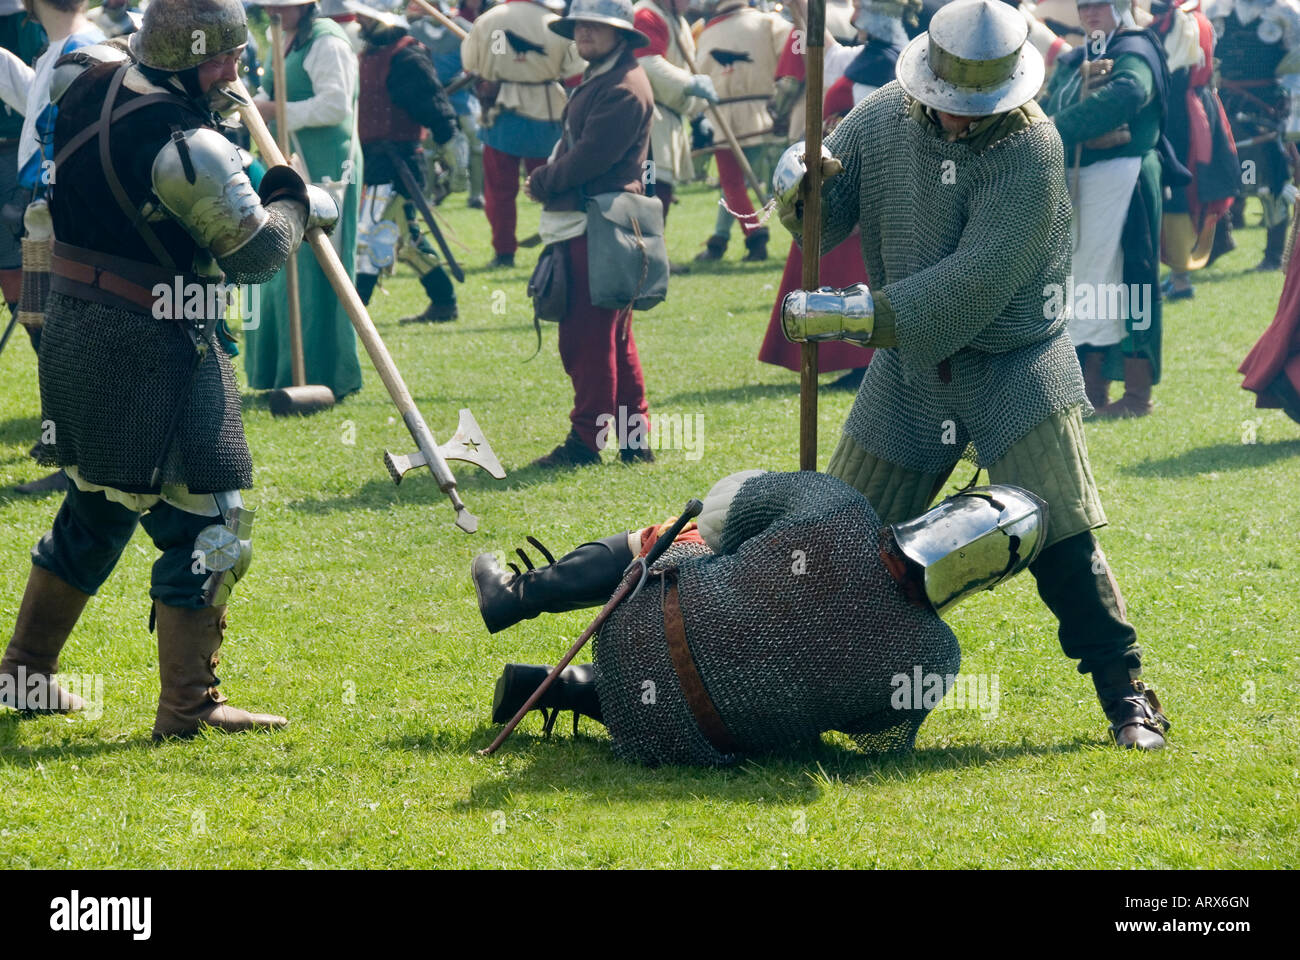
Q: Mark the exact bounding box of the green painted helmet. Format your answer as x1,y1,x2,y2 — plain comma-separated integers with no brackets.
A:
129,0,248,73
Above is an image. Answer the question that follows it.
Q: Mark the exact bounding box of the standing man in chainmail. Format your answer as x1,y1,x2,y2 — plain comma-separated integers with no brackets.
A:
0,0,338,738
775,0,1171,749
470,470,1048,765
348,1,460,323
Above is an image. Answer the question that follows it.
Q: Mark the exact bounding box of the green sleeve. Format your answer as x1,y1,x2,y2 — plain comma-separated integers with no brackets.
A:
1051,53,1153,153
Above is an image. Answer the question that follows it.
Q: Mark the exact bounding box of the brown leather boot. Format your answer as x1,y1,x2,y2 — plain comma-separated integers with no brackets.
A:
1082,350,1110,410
1092,661,1170,751
151,603,287,741
1096,357,1154,419
0,566,89,713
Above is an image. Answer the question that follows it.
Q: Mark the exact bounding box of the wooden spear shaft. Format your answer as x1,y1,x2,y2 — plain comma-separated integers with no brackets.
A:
799,0,826,472
270,15,306,388
410,0,468,39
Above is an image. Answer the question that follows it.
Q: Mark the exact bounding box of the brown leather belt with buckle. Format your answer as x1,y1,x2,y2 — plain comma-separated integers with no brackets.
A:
661,572,739,755
48,241,198,315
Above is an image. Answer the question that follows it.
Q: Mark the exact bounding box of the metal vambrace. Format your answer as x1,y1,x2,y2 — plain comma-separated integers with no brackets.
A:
781,283,875,345
193,491,254,608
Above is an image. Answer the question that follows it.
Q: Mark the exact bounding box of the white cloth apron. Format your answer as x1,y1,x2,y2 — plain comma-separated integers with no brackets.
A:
1067,155,1142,348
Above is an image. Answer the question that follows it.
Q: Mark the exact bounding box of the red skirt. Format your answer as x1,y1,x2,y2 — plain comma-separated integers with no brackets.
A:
1240,246,1300,411
758,234,875,374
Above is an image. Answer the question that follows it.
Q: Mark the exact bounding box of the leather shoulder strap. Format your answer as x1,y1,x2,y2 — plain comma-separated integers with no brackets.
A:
97,64,176,270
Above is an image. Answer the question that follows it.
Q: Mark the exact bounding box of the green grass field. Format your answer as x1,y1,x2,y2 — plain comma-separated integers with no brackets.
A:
1,187,1297,869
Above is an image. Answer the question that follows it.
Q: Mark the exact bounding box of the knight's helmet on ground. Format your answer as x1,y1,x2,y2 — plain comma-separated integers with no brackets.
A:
548,0,653,46
129,0,249,72
894,0,1045,115
889,485,1049,613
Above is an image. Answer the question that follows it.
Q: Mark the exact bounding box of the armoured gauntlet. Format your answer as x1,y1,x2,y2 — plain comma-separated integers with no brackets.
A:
781,283,875,345
772,139,842,236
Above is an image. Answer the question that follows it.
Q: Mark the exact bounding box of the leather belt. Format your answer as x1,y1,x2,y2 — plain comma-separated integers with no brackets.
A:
50,255,159,312
661,572,739,755
48,242,202,316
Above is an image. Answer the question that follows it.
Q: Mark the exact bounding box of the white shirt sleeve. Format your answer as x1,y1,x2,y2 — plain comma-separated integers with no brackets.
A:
0,47,33,116
283,33,356,133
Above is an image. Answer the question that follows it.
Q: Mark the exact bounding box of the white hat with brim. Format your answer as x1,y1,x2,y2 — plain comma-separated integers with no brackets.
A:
895,0,1045,117
548,0,651,49
341,1,410,29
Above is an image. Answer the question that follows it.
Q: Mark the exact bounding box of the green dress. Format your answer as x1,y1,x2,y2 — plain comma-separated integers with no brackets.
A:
1042,44,1164,384
245,16,364,400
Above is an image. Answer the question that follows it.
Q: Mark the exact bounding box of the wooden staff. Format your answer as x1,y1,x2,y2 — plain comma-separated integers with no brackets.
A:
410,0,468,39
235,79,489,532
271,16,303,387
266,14,335,416
664,13,768,204
799,0,826,471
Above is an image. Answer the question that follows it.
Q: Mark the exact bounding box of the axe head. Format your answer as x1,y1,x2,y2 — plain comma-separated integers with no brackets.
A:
383,407,506,485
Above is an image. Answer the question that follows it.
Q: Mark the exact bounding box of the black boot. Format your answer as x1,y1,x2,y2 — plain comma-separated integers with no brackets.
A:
1206,216,1235,268
1030,532,1169,748
356,272,379,306
471,533,633,634
694,234,728,262
1092,660,1170,751
1255,223,1288,271
491,663,603,735
742,227,769,262
402,266,457,323
529,429,601,469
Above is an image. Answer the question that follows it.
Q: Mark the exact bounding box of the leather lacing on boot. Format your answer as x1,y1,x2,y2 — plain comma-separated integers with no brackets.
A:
1103,680,1170,744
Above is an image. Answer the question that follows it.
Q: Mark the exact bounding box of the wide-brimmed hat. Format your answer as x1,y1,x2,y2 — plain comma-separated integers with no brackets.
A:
895,0,1045,116
342,0,410,29
548,0,651,49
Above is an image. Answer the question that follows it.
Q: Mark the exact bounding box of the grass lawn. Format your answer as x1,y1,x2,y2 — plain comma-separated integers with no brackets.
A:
1,186,1297,869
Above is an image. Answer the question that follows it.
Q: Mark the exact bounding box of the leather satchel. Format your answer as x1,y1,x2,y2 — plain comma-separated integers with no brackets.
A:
583,191,668,312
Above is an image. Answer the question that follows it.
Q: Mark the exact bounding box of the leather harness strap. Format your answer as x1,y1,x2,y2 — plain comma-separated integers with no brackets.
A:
661,572,740,755
96,64,177,271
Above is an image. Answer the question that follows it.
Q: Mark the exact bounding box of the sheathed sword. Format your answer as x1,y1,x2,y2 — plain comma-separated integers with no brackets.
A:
384,143,465,283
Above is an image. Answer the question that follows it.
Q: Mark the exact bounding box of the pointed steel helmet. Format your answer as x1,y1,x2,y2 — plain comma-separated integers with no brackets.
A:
895,0,1045,116
549,0,652,48
130,0,248,72
889,484,1049,613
